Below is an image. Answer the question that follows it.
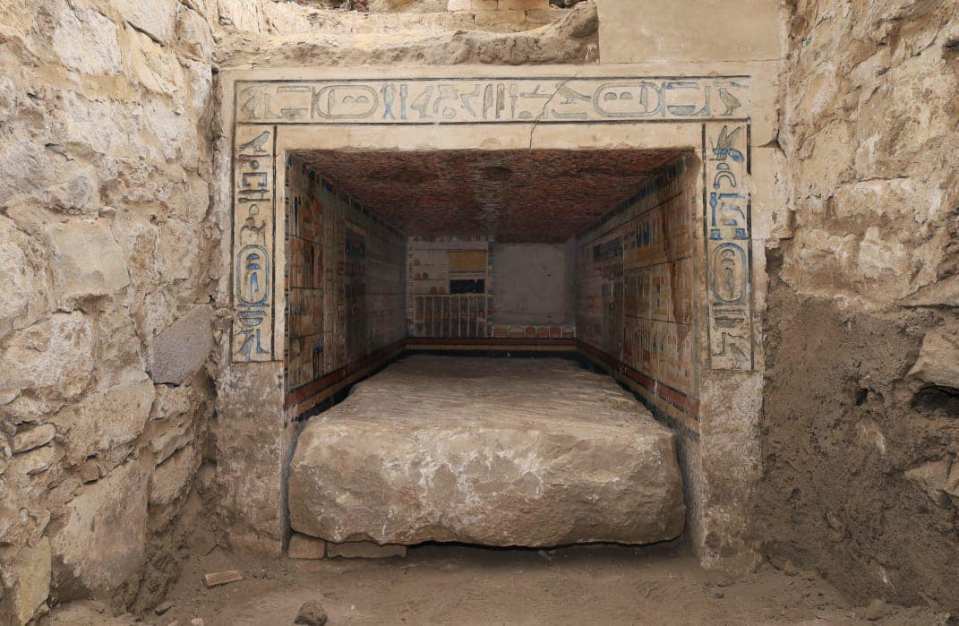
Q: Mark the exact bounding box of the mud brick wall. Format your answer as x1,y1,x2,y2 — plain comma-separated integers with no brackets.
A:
576,159,699,420
285,156,406,393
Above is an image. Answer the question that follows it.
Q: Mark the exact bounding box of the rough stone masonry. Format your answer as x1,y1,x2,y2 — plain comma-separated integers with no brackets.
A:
0,0,957,624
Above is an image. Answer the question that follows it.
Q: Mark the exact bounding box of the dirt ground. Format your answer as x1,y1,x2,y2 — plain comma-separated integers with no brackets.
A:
47,543,951,626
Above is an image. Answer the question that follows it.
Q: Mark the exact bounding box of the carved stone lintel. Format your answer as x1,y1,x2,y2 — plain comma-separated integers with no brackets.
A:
235,76,751,125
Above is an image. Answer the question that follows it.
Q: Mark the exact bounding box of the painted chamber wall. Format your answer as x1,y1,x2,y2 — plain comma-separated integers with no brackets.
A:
575,159,700,421
284,156,406,395
407,239,576,339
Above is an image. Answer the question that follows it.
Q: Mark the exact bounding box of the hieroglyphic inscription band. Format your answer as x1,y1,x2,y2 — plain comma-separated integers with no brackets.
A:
236,76,751,125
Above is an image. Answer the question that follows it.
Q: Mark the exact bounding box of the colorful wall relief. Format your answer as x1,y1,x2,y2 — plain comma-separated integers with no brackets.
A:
284,157,406,393
576,160,700,418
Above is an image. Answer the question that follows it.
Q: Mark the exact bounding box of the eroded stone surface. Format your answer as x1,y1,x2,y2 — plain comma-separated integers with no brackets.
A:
51,460,149,600
147,306,214,385
326,542,407,559
288,534,327,560
46,221,130,302
0,312,95,402
290,356,684,547
908,321,959,390
49,380,156,469
7,538,51,626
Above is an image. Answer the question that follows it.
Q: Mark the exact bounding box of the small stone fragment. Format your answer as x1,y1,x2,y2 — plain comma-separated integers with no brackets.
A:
12,424,56,454
294,600,328,626
288,534,326,560
155,601,174,615
78,459,101,483
203,570,243,588
326,541,407,559
14,445,56,476
858,598,892,621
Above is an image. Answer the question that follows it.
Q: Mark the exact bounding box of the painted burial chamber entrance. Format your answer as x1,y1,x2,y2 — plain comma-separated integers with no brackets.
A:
221,67,762,562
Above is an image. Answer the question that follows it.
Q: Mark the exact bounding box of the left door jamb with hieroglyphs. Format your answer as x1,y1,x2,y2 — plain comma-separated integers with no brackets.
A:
233,125,277,362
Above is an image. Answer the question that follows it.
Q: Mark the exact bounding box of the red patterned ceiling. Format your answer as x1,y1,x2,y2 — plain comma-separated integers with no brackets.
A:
293,149,686,242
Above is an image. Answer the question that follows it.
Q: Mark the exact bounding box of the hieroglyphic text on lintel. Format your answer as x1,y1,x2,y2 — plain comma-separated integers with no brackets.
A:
232,125,276,362
236,77,751,125
704,122,753,371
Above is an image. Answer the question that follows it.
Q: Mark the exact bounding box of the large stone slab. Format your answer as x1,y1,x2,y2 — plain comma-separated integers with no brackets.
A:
289,356,684,547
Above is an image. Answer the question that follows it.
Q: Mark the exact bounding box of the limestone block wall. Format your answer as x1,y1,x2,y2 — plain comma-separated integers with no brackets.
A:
755,0,959,612
0,0,238,622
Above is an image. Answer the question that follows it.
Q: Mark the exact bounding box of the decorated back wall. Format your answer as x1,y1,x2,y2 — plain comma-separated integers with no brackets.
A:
407,239,576,340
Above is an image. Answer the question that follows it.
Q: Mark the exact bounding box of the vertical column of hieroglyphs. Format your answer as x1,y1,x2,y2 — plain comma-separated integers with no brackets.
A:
703,122,753,370
233,125,276,362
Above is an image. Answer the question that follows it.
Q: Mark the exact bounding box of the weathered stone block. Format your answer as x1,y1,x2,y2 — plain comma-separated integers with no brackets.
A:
12,424,56,454
50,381,155,467
177,7,215,60
499,0,547,9
148,306,213,385
289,358,685,548
326,542,406,559
46,222,130,303
0,312,94,401
7,538,51,626
0,216,48,340
909,322,959,390
51,460,149,599
150,445,199,507
114,0,178,44
288,534,327,560
128,30,182,97
52,5,121,75
8,444,58,477
218,0,262,32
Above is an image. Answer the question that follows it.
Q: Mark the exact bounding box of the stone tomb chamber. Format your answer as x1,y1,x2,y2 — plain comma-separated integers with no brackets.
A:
281,148,696,548
219,67,764,568
8,0,959,621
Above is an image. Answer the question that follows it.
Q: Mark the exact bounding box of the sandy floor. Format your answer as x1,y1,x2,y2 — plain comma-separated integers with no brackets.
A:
48,543,947,626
